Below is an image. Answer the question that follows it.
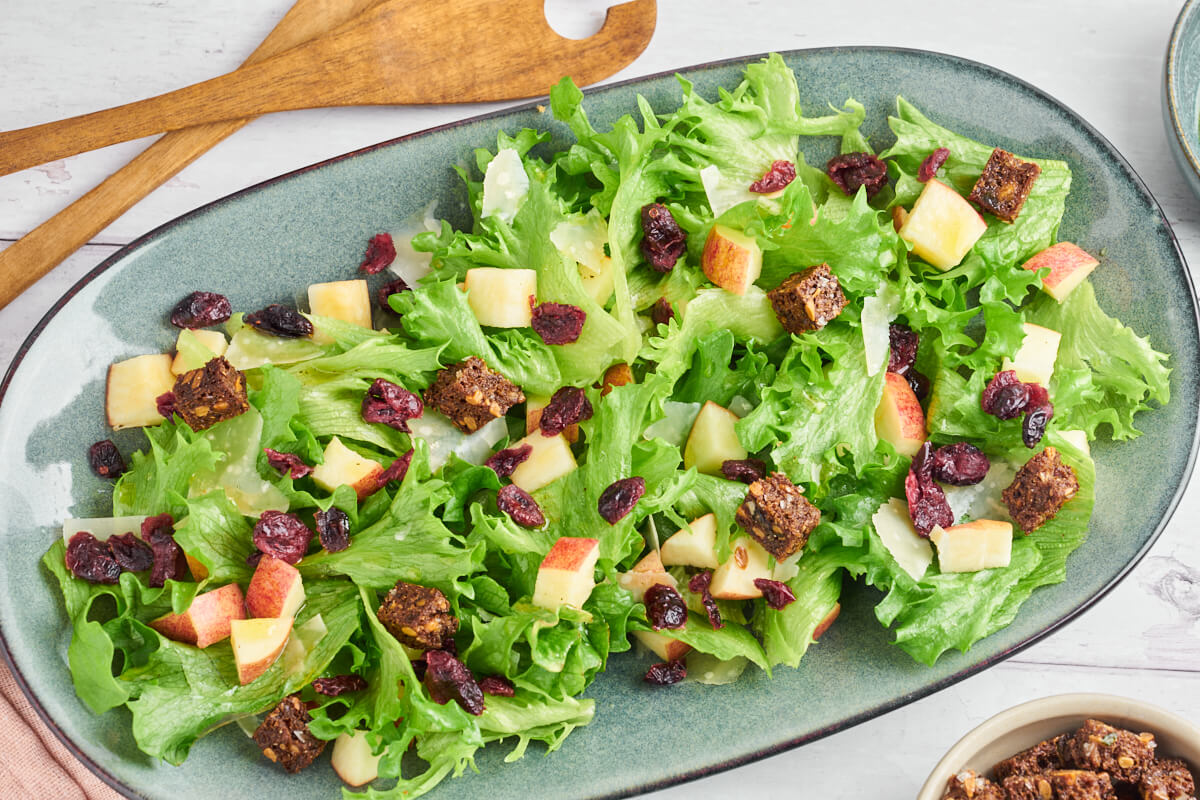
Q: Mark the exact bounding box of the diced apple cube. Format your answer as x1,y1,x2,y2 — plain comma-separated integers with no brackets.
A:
930,519,1013,573
813,603,841,640
683,401,748,476
710,537,771,600
245,556,306,619
331,730,382,787
1022,241,1099,302
891,206,909,232
701,224,763,295
464,267,537,328
526,395,578,443
874,371,927,458
532,537,600,611
508,431,578,493
898,179,988,270
149,583,246,648
632,629,691,661
230,616,294,685
660,513,720,569
871,497,933,582
1002,323,1060,386
105,353,176,429
308,279,372,343
310,436,384,499
170,329,229,375
617,550,678,602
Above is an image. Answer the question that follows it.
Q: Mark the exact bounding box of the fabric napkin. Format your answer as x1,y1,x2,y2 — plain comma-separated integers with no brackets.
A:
0,660,122,799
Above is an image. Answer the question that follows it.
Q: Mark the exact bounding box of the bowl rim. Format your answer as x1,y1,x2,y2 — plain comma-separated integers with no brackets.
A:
1165,0,1200,178
917,692,1200,799
1,45,1197,800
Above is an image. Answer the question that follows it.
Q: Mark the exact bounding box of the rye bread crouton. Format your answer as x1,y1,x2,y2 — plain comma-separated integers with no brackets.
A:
968,148,1041,223
766,264,848,335
252,695,326,773
171,356,249,431
424,357,524,434
376,581,459,651
1002,447,1079,533
735,472,820,560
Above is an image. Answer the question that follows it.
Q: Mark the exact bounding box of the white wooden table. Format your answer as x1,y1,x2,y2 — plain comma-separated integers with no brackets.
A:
2,1,1198,796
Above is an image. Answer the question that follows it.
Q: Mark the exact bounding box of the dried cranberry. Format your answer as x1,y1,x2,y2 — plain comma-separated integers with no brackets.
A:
478,676,515,697
531,302,587,345
644,583,687,630
1022,403,1054,448
687,571,723,629
720,458,766,484
87,439,126,479
640,203,687,272
540,386,593,437
108,532,153,573
597,477,645,524
315,508,351,553
376,450,414,489
142,514,186,588
644,659,686,685
904,443,954,537
264,448,313,479
906,369,931,401
252,510,313,565
753,578,797,610
360,232,397,275
377,277,411,308
749,159,797,194
980,371,1029,420
485,444,532,478
424,650,484,715
156,392,180,424
244,304,314,339
887,324,919,374
64,532,121,584
312,675,367,696
361,378,423,432
918,147,950,182
170,291,232,329
930,443,990,486
650,297,675,327
496,484,545,528
827,152,889,198
1025,382,1050,409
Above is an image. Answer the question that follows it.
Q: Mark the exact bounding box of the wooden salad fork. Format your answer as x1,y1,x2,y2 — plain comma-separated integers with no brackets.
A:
0,0,657,178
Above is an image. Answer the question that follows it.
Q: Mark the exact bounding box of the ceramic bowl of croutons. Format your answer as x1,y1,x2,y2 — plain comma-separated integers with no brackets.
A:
1165,0,1200,203
917,694,1200,800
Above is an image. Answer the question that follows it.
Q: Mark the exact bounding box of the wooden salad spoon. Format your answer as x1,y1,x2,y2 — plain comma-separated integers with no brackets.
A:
0,0,386,312
0,0,657,178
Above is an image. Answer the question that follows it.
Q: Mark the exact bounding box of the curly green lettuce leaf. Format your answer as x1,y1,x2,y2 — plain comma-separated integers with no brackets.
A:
111,422,221,518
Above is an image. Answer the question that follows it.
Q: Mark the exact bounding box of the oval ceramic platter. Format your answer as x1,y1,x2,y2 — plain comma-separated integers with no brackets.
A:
0,47,1195,800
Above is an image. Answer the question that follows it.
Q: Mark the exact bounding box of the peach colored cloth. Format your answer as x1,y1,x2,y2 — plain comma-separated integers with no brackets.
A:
0,660,122,799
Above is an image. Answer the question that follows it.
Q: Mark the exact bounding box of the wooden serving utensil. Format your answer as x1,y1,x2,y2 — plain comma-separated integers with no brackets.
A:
0,0,386,312
0,0,656,178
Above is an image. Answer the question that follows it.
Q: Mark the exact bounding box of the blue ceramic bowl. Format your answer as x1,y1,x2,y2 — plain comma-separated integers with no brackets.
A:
1164,0,1200,198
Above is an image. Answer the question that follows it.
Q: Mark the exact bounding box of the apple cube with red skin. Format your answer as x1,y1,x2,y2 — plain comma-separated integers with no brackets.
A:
701,224,763,295
532,537,600,611
149,583,246,648
508,431,578,493
930,520,1013,573
331,730,382,787
632,629,691,661
813,603,840,640
311,437,384,500
617,550,678,603
710,537,772,600
245,556,306,619
898,179,988,270
1022,241,1099,302
874,371,927,458
660,513,720,569
230,616,294,685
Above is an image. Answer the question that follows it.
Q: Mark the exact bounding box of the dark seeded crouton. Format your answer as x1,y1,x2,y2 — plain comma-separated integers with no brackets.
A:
944,770,1007,800
1047,770,1116,800
171,356,249,431
766,264,848,335
1139,758,1196,800
424,356,524,433
968,148,1041,223
1059,719,1157,784
1004,775,1055,800
252,695,326,773
1002,447,1079,533
376,581,459,651
996,736,1068,780
735,472,820,560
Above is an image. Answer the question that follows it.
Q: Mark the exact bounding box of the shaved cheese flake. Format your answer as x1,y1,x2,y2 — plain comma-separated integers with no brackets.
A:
550,211,610,277
861,284,901,376
481,148,529,224
871,497,933,582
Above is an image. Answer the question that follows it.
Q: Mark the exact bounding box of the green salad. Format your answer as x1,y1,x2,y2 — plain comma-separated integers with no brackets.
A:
48,54,1171,797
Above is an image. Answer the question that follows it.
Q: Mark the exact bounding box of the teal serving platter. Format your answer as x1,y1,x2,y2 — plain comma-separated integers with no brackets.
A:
0,48,1195,799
